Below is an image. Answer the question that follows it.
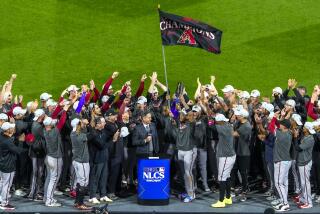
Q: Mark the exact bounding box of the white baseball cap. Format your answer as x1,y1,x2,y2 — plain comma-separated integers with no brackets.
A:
43,117,57,126
286,99,296,108
239,91,250,99
101,95,110,103
250,89,260,98
312,119,320,128
40,93,52,101
215,113,229,122
46,99,57,107
222,85,235,93
304,122,316,134
272,87,283,95
13,107,27,116
120,127,129,137
0,113,8,121
67,85,79,92
137,96,147,105
291,114,302,126
234,108,249,118
261,102,274,113
1,122,15,131
192,105,201,113
71,118,80,132
33,109,45,121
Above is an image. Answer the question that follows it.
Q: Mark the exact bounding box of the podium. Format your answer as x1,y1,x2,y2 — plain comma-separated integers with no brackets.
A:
137,157,170,205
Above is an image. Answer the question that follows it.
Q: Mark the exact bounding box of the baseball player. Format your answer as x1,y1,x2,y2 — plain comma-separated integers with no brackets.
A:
211,113,236,208
293,122,315,209
70,118,91,210
269,115,292,212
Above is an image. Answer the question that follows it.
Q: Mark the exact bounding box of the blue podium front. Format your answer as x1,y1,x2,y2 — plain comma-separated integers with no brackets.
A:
137,157,170,205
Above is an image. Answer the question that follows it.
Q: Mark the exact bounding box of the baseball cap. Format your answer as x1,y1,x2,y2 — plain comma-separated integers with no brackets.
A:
1,122,15,131
268,112,275,120
33,109,45,121
192,105,201,112
222,85,235,93
43,117,57,126
272,87,283,95
261,102,274,113
0,113,8,121
67,85,79,92
215,113,229,122
304,122,316,134
46,99,57,107
250,89,260,98
120,127,129,137
71,118,80,132
40,93,52,101
291,114,302,126
279,119,291,129
313,119,320,128
239,91,250,99
137,96,147,105
105,109,118,117
234,108,249,118
285,99,296,108
13,106,27,116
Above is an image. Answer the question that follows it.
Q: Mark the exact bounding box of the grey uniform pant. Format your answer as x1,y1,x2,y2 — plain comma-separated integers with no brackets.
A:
178,148,197,197
291,160,301,194
298,161,312,206
196,148,209,188
29,157,45,198
218,155,236,181
72,161,90,187
274,161,291,204
0,171,15,206
44,156,63,205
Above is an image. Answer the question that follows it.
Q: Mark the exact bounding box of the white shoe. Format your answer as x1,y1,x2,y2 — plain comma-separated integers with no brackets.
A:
273,202,283,209
45,202,62,207
54,190,63,196
271,198,281,206
100,196,113,203
89,197,100,204
277,203,290,212
14,189,27,197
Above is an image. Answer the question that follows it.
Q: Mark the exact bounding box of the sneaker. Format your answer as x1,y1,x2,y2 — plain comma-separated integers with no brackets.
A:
273,202,283,209
88,197,100,204
203,186,211,192
14,189,27,197
211,200,226,208
0,204,15,210
316,195,320,203
45,202,62,207
298,203,312,209
69,190,76,198
183,195,195,203
311,193,316,200
271,199,281,206
292,195,300,203
100,196,113,203
34,194,43,202
75,204,91,210
179,193,188,200
54,190,63,196
266,195,277,201
108,194,118,201
223,197,232,205
277,204,290,212
240,195,247,202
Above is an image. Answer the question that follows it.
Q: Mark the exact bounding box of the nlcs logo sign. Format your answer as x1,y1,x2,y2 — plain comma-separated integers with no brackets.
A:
143,167,165,182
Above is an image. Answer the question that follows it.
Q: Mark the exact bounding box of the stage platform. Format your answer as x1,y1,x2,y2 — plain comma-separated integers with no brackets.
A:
3,190,320,214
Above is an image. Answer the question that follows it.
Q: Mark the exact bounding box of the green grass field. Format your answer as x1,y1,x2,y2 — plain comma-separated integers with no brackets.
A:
0,0,319,101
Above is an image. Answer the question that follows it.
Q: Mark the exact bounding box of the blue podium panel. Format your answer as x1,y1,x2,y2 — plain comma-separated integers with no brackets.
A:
137,158,170,205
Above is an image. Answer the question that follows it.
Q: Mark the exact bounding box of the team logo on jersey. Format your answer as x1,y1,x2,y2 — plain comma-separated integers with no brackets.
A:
143,167,165,182
177,29,196,45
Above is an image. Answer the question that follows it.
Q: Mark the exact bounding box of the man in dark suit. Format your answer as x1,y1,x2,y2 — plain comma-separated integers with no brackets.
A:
132,111,159,157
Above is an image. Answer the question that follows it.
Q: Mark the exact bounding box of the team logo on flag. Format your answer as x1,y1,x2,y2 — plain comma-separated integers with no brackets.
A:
177,29,196,45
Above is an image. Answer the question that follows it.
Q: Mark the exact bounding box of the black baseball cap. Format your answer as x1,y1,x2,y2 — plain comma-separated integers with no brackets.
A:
280,119,291,129
105,109,117,117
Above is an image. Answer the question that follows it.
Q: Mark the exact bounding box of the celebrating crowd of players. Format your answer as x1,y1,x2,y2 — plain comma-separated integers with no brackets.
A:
0,72,320,212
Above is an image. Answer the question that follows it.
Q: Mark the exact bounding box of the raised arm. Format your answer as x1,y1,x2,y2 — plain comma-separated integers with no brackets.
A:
101,71,119,97
135,74,146,97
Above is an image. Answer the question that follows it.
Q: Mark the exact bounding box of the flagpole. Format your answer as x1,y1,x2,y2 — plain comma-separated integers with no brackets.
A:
159,4,171,108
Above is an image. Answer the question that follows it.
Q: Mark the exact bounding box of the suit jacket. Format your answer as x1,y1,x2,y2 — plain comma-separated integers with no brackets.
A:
132,122,159,155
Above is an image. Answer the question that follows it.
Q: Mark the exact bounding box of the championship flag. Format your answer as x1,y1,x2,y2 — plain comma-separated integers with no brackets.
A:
159,9,222,54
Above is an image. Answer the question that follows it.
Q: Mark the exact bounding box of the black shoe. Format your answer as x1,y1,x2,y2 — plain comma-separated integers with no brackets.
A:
0,204,15,210
34,194,43,201
108,194,118,201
